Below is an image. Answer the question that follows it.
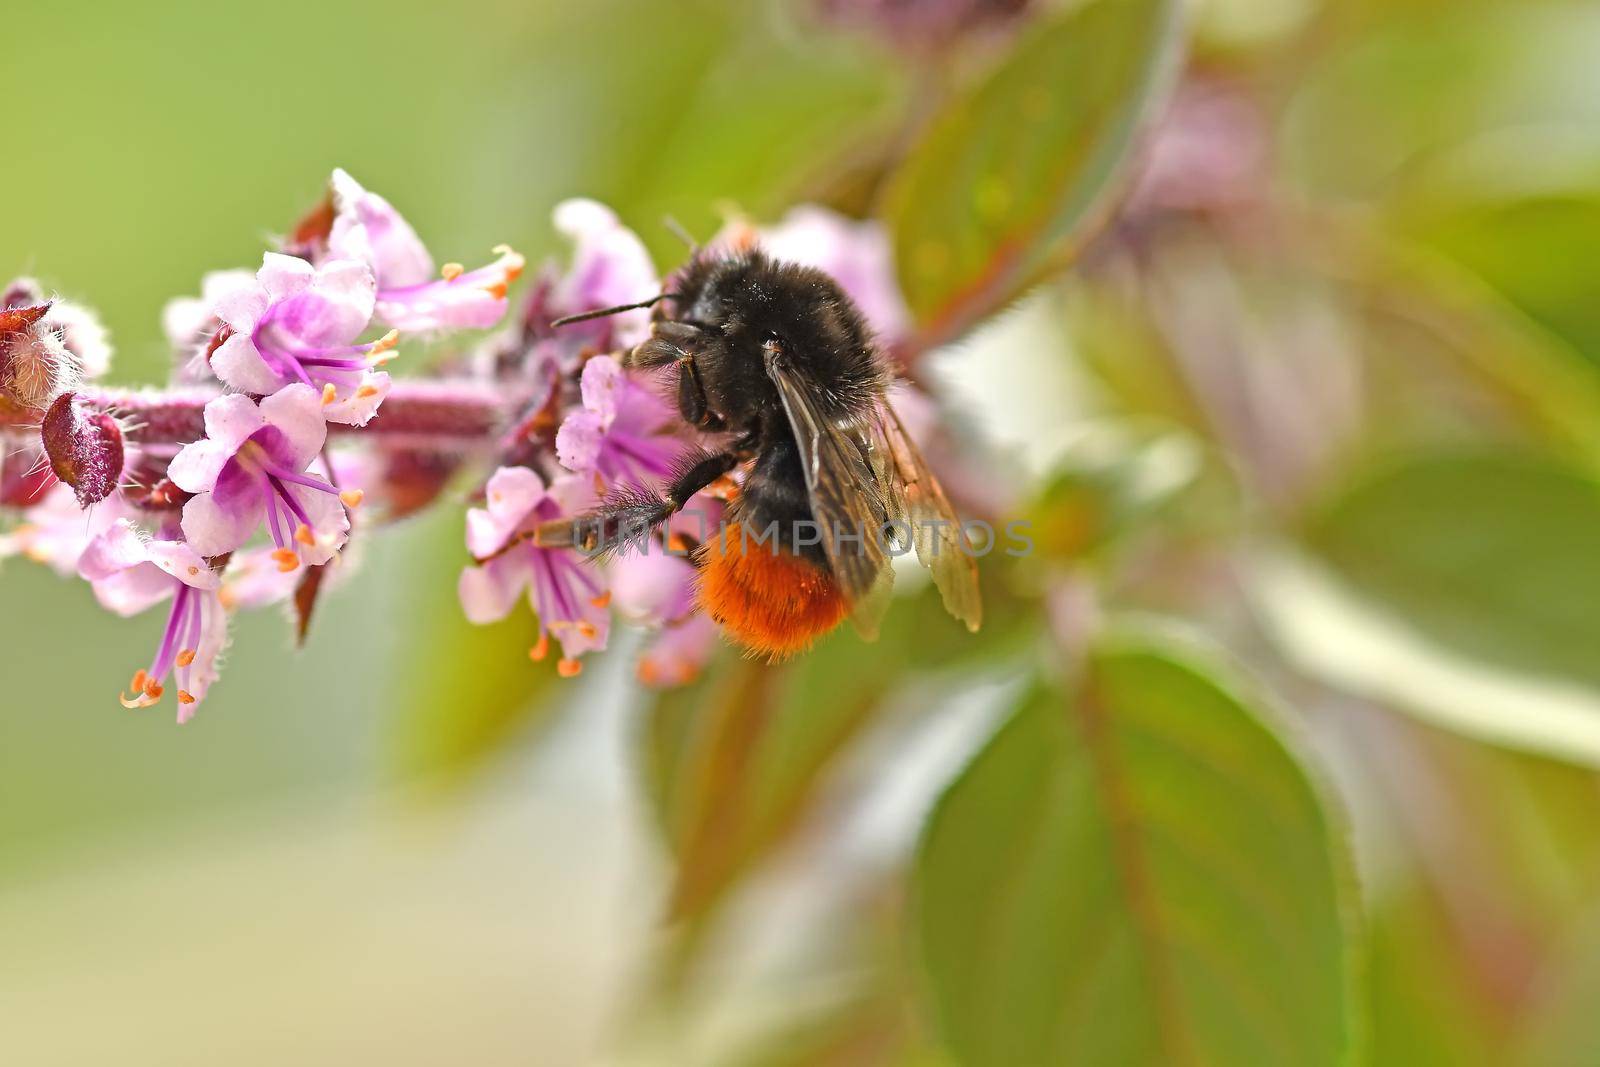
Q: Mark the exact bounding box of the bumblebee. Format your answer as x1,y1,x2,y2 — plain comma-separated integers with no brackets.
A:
554,247,981,657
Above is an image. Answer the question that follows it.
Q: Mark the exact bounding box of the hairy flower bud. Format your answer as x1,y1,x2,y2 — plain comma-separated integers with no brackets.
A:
41,392,125,506
0,301,62,413
0,445,55,507
0,283,113,415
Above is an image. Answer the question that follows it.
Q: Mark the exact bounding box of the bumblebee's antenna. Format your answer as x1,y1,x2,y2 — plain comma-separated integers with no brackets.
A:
662,215,699,252
551,293,679,328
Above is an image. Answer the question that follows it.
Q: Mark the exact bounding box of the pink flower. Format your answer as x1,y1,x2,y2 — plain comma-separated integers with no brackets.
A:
328,169,523,333
754,206,911,346
545,199,659,350
499,200,660,398
169,385,355,569
609,549,696,628
78,518,228,720
162,268,257,381
607,494,724,628
209,253,395,426
457,465,610,673
0,482,126,575
555,355,687,489
636,614,719,688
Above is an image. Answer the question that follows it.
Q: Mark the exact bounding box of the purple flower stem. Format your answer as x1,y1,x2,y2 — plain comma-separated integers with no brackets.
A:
9,380,515,450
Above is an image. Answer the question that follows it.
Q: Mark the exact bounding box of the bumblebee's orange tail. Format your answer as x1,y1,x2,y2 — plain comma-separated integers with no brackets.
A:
695,523,848,659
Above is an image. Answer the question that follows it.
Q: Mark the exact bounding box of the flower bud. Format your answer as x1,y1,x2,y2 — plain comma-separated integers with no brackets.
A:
41,392,125,506
0,445,55,507
0,301,60,413
0,284,112,414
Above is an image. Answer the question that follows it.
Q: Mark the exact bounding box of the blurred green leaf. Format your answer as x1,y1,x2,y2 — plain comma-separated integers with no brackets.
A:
1284,5,1600,203
1517,912,1600,1067
883,0,1183,349
1253,450,1600,765
645,631,902,924
640,574,1040,929
1253,547,1600,768
385,517,560,783
912,628,1357,1066
1305,451,1600,695
1405,193,1600,369
1364,875,1500,1067
1336,236,1600,466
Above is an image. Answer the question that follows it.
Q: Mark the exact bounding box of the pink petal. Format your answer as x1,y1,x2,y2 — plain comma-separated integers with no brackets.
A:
329,169,435,288
76,518,151,582
545,472,599,516
608,549,695,626
161,295,207,350
465,506,514,559
222,547,303,610
483,465,547,526
552,201,659,348
202,392,268,451
91,563,175,618
167,439,235,494
146,539,222,590
312,259,378,326
373,281,506,333
321,370,390,427
285,482,350,566
178,591,230,717
578,355,623,420
458,553,530,624
259,384,329,469
637,614,719,688
181,490,262,557
257,252,317,301
210,332,284,395
554,409,605,475
212,282,271,334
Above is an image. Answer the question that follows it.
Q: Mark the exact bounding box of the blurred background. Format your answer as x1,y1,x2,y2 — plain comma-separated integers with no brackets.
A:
7,0,1600,1063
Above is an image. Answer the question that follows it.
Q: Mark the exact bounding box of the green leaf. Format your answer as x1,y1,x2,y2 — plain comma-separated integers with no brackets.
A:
883,0,1184,348
1405,193,1600,370
1517,913,1600,1067
643,628,905,925
384,516,561,784
1284,5,1600,203
640,574,1040,927
912,628,1357,1066
1254,450,1600,765
1306,451,1600,694
1363,875,1499,1067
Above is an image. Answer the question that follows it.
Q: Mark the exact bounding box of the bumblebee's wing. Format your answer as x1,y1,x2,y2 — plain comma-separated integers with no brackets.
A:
764,351,891,609
873,401,982,632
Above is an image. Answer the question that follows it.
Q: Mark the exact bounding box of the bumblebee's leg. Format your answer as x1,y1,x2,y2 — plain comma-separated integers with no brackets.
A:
626,322,726,432
676,354,726,432
491,449,742,561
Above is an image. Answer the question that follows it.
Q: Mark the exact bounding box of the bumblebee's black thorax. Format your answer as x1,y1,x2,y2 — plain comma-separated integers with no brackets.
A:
667,249,884,446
